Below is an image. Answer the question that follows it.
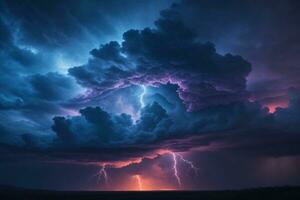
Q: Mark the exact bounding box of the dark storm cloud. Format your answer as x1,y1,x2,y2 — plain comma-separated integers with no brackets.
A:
1,0,173,53
50,102,170,149
0,7,82,119
90,41,127,65
0,12,78,117
29,72,79,101
0,72,79,112
0,0,174,162
173,0,300,104
2,0,114,48
2,90,298,164
69,4,251,111
0,21,81,144
44,87,300,162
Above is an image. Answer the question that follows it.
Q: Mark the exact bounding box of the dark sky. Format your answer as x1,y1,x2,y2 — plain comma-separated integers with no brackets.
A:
0,0,300,191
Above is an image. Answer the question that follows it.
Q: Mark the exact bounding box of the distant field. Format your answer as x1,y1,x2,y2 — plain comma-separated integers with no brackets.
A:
0,186,300,200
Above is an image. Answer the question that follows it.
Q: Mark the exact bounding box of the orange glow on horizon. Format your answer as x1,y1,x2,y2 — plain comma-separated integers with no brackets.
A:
125,174,176,191
134,175,143,191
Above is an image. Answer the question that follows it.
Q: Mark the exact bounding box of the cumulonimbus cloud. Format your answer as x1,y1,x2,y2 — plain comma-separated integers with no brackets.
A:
69,5,251,111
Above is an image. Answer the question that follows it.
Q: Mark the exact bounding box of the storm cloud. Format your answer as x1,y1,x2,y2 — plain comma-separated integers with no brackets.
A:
69,5,251,111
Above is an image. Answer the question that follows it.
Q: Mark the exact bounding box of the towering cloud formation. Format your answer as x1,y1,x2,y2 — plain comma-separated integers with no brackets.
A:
69,5,251,111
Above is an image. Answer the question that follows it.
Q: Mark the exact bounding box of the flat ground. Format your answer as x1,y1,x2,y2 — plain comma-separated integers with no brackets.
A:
0,186,300,200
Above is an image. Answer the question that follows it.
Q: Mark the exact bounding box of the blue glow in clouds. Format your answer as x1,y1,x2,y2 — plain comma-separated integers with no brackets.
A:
139,85,147,108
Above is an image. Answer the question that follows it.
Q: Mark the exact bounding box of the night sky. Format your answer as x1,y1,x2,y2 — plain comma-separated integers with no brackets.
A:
1,0,300,191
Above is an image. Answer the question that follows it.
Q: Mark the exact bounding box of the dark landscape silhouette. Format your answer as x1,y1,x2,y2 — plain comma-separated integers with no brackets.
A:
1,185,300,200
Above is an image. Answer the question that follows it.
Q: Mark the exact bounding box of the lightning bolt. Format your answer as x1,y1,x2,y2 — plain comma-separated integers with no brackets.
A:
134,175,143,191
92,164,108,184
170,152,198,187
139,85,147,108
177,154,199,175
171,152,181,186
